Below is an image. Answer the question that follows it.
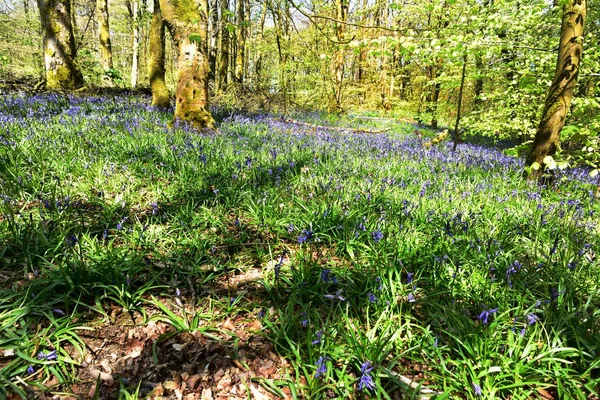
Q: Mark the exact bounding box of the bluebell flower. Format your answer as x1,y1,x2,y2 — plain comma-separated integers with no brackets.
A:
26,365,35,374
53,309,65,316
258,309,266,319
367,292,377,303
287,223,295,233
478,307,498,325
358,361,375,392
315,356,327,378
312,331,323,345
66,235,78,247
274,252,285,279
37,350,57,361
371,230,384,243
472,382,482,396
320,269,331,282
526,313,539,325
406,272,414,284
297,229,313,244
407,293,415,303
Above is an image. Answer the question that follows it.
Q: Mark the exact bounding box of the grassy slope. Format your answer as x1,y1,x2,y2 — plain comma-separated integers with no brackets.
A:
0,93,599,399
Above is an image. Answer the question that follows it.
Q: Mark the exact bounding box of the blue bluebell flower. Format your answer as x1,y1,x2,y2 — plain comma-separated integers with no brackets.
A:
367,292,377,303
478,307,498,325
358,361,375,392
312,331,323,345
315,356,327,378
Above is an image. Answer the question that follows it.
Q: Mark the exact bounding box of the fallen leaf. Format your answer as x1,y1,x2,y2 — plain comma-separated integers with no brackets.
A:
222,319,235,331
124,339,144,360
187,374,202,389
88,367,114,385
249,383,269,400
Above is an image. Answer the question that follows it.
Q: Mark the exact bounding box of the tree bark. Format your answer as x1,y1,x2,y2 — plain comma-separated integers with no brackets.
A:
37,0,84,89
160,0,214,128
131,0,140,88
234,0,245,85
208,0,218,81
96,0,113,82
525,0,586,177
148,0,170,108
330,0,347,112
215,0,229,92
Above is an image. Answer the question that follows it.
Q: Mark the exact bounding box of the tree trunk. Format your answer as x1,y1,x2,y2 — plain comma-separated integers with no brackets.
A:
97,0,113,83
208,0,218,81
215,0,229,92
474,53,484,106
525,0,586,177
330,0,347,112
234,0,245,85
254,0,267,88
148,0,170,108
131,0,140,88
453,54,467,151
37,0,84,89
160,0,214,128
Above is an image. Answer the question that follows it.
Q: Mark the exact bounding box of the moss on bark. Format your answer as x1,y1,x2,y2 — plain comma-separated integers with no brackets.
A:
38,0,84,89
148,0,170,108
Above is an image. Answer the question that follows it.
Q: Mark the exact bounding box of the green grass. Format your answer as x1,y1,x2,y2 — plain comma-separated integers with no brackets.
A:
0,93,599,398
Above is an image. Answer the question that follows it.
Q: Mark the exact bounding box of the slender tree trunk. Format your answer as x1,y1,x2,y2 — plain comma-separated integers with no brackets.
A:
97,0,113,82
208,0,218,81
131,0,140,87
272,6,288,113
234,0,245,85
427,64,442,129
453,54,467,151
148,0,169,108
37,0,84,89
474,53,484,106
355,0,367,83
216,0,229,92
254,1,267,88
330,0,347,112
160,0,214,128
525,0,586,177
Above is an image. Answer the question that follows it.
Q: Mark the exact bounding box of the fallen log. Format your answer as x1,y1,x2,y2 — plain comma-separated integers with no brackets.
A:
277,118,391,134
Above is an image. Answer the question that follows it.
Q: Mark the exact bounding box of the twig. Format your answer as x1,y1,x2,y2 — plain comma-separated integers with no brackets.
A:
381,367,442,399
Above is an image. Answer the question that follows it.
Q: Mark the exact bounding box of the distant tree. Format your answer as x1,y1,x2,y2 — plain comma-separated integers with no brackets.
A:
525,0,586,178
96,0,113,83
159,0,214,127
234,0,246,85
37,0,84,89
215,0,230,92
148,0,170,107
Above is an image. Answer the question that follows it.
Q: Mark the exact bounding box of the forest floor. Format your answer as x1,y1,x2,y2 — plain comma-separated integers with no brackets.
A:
0,93,599,399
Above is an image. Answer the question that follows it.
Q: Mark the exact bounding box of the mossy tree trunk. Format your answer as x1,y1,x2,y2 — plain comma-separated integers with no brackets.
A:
37,0,84,89
97,0,113,83
148,0,170,108
525,0,586,178
160,0,214,128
